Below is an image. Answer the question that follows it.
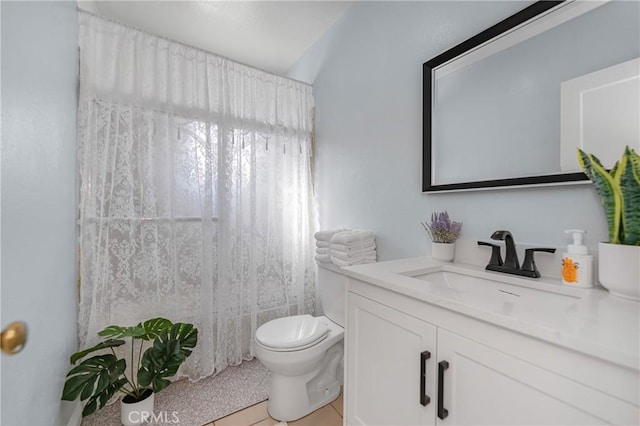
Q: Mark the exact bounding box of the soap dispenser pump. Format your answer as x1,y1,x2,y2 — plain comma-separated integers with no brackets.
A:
561,229,593,288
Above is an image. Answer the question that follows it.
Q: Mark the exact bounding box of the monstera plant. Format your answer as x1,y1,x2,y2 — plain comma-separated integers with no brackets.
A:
577,146,640,246
61,318,198,418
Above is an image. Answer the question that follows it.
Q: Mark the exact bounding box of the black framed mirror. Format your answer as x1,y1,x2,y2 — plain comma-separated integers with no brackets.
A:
422,0,640,192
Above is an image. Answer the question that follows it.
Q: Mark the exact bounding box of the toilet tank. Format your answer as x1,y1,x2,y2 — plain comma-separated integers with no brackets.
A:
318,263,347,327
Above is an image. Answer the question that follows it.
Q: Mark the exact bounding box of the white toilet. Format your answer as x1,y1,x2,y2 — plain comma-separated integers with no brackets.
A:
254,263,346,421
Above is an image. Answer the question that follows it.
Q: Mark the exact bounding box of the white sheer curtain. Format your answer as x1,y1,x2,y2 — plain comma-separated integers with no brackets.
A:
77,12,318,380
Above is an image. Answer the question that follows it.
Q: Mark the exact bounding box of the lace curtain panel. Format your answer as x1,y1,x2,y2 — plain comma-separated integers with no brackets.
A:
77,12,318,381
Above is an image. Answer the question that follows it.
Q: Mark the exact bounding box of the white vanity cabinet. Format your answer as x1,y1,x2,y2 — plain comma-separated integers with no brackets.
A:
437,329,631,425
345,277,640,426
346,293,437,426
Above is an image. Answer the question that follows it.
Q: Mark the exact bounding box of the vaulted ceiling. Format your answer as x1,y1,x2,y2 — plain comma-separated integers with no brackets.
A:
77,1,353,76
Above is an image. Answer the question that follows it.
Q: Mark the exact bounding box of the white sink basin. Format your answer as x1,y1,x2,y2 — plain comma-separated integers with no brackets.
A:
404,264,588,314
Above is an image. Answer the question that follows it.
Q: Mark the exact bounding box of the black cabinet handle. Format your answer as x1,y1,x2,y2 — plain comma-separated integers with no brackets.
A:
437,360,449,419
420,351,431,406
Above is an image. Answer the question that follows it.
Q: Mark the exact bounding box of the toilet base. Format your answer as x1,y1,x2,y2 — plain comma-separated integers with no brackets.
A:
267,343,343,422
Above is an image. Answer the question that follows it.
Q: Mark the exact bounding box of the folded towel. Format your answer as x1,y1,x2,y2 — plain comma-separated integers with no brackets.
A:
330,240,376,253
315,254,331,263
316,247,330,255
330,255,376,267
315,228,349,242
330,230,375,245
330,249,376,262
315,240,330,249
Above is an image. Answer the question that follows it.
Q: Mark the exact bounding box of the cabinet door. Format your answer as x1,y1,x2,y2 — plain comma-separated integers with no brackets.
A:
436,329,639,426
346,293,437,426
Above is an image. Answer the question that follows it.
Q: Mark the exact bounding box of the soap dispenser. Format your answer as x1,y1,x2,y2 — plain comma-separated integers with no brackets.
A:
561,229,593,288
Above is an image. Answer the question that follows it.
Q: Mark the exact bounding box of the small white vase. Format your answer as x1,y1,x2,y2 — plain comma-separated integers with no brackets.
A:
598,242,640,301
121,389,154,426
431,242,455,262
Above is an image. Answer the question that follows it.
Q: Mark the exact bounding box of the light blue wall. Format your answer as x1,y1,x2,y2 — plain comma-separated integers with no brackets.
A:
288,1,610,260
1,2,79,424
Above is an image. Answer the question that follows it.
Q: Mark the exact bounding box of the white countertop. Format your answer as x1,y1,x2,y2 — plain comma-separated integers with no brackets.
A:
342,256,640,371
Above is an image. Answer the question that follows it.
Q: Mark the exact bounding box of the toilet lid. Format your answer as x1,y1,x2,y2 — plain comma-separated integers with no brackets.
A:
255,315,330,350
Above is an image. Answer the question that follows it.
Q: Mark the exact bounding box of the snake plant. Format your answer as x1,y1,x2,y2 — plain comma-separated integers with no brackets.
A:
577,146,640,245
61,318,198,417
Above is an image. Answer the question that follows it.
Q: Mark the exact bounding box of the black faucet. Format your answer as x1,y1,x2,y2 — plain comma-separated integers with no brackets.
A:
477,230,556,278
491,230,519,269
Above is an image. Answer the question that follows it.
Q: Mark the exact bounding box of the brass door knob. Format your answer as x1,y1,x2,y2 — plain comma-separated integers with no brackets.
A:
1,321,27,355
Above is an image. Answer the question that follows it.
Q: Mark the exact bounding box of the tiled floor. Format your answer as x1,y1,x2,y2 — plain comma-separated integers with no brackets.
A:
206,390,343,426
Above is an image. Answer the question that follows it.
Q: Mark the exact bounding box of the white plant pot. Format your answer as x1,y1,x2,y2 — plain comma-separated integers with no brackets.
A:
121,389,154,426
598,242,640,301
432,242,455,262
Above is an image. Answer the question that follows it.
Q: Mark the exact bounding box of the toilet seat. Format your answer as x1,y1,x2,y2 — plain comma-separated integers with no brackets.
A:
257,333,328,352
255,315,330,352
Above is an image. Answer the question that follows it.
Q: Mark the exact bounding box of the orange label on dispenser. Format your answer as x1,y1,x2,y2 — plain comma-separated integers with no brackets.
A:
562,257,578,283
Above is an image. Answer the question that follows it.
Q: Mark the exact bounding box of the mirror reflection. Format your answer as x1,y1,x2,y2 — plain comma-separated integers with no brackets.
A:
426,0,640,191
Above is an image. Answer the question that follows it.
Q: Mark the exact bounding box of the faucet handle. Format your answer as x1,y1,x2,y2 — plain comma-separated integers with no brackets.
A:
477,241,503,266
521,248,556,278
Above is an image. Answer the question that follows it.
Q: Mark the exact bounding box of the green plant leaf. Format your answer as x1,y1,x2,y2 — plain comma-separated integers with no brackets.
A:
138,323,198,393
62,354,126,403
620,147,640,245
577,148,623,244
70,339,125,365
81,377,128,417
98,325,145,339
139,318,174,341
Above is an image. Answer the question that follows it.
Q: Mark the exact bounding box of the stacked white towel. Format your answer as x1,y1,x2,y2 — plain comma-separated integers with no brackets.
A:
314,228,348,264
329,230,377,267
